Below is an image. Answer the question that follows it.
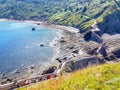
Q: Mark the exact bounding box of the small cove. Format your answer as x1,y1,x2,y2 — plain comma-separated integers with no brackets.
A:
0,21,59,76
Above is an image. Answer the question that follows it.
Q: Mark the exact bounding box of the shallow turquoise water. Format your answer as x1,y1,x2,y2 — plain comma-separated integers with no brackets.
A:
0,21,57,74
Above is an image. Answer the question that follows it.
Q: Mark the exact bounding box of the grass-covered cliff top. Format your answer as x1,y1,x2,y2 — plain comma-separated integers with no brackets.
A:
18,62,120,90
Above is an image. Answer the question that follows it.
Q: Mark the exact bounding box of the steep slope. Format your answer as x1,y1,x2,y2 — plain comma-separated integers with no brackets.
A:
18,62,120,90
0,0,120,33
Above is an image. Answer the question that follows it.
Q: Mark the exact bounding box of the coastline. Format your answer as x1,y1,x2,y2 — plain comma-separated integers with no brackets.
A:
1,18,120,90
0,18,80,33
0,18,80,85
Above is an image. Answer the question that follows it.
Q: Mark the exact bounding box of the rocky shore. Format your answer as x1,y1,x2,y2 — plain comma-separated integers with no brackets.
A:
0,18,120,90
0,19,80,86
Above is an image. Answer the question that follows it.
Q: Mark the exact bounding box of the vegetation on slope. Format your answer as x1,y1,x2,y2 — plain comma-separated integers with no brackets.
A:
18,62,120,90
0,0,120,33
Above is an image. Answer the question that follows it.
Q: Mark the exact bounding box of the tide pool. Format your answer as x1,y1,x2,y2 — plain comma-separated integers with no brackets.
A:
0,21,58,74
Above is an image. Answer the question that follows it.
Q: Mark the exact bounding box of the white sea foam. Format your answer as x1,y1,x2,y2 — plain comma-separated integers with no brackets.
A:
25,46,31,49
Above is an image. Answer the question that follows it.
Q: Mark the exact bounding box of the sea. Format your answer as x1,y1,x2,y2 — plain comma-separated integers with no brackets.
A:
0,21,58,75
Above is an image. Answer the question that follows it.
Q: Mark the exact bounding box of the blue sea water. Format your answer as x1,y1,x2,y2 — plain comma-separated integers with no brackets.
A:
0,21,57,74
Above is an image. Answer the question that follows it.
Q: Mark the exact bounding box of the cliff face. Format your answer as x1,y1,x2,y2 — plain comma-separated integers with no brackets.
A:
97,10,120,34
58,57,105,73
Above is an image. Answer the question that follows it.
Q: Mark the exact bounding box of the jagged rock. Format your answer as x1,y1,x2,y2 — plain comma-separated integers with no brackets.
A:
1,76,6,79
67,46,74,50
42,66,57,75
59,40,66,43
40,43,44,47
1,73,7,79
72,49,79,54
31,71,34,73
60,57,105,73
62,57,67,60
97,43,107,57
105,48,120,61
1,73,6,77
84,31,103,43
105,53,117,61
6,78,12,83
56,57,60,61
112,48,120,58
56,58,62,63
91,31,103,43
87,47,98,55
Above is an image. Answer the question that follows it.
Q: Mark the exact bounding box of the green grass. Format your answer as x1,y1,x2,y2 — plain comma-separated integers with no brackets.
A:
49,12,81,27
18,62,120,90
81,19,94,30
0,0,120,33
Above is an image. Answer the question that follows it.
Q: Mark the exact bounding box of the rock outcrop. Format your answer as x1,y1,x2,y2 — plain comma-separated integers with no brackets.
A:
57,56,105,74
84,30,103,43
96,43,107,57
112,48,120,58
97,12,120,34
42,66,57,75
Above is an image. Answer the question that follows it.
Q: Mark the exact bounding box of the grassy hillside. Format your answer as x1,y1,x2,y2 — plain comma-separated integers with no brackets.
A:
18,62,120,90
0,0,120,32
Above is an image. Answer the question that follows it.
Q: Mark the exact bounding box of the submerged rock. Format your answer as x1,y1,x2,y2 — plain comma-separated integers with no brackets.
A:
1,73,6,79
14,69,20,74
40,43,44,47
32,28,36,31
2,73,5,77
